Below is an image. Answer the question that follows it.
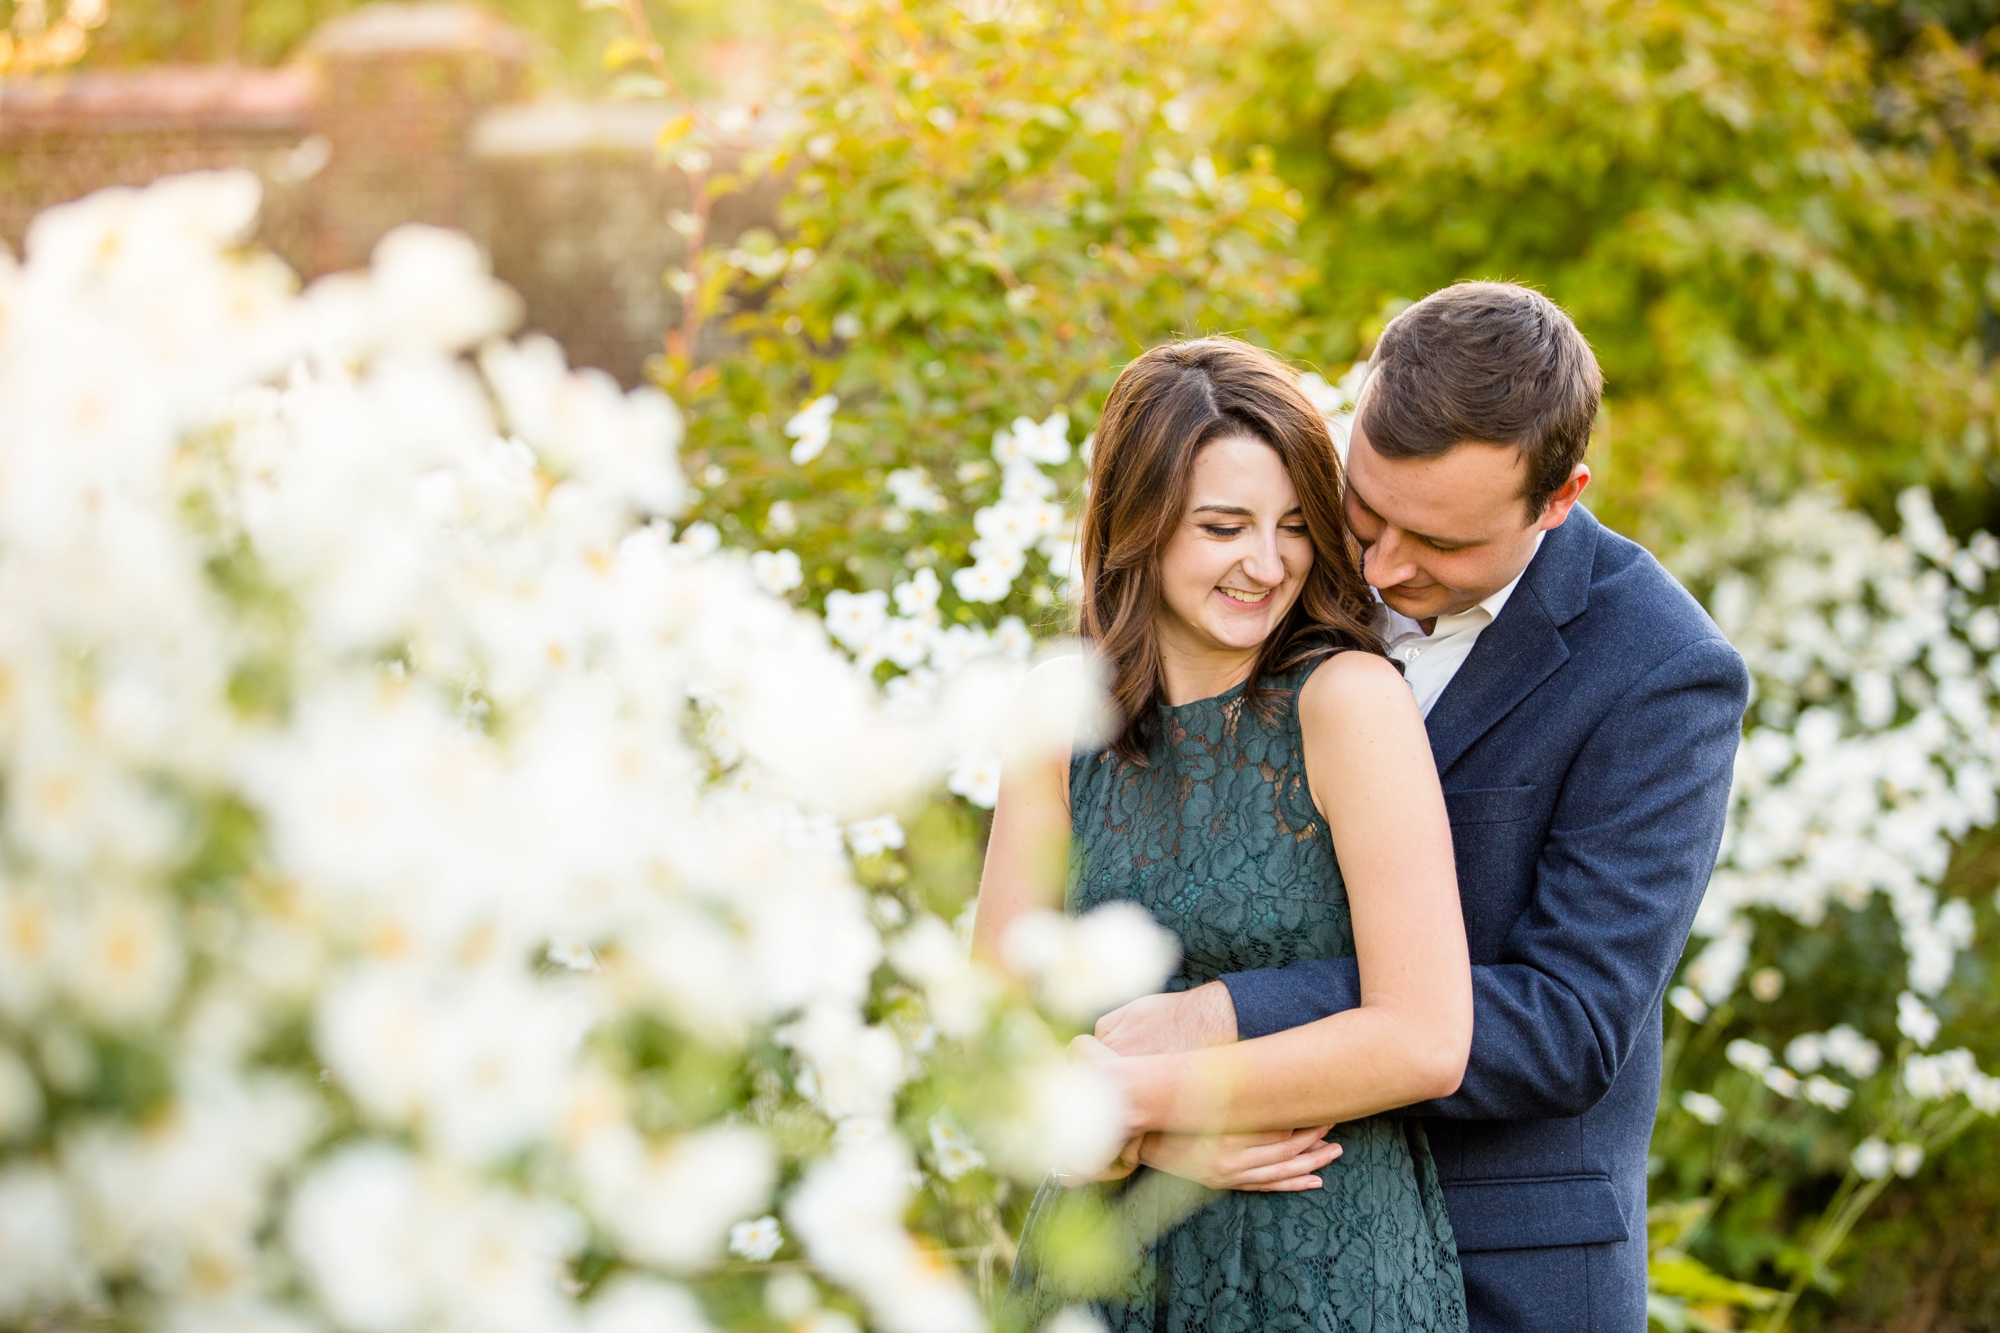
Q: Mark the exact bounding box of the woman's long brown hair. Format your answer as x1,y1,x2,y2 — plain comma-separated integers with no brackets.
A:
1076,337,1384,762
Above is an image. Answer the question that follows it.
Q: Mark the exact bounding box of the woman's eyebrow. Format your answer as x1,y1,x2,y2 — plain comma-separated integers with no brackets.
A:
1191,503,1256,517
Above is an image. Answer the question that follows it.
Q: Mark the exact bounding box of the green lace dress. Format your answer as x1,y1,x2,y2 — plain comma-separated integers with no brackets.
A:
1009,659,1467,1333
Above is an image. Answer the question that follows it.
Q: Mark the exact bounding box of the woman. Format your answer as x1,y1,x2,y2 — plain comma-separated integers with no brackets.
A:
975,338,1472,1331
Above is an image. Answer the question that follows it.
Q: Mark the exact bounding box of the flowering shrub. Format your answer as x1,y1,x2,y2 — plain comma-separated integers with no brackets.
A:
657,0,1308,678
1654,490,2000,1328
0,173,1185,1333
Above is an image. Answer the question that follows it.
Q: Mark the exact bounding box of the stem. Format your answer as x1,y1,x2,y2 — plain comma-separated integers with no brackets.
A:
613,0,764,153
1762,1173,1888,1333
677,164,713,362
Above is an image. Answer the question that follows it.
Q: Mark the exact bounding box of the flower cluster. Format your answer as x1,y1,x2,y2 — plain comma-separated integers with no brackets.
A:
1662,489,1999,1178
1677,490,1999,1002
0,174,1177,1333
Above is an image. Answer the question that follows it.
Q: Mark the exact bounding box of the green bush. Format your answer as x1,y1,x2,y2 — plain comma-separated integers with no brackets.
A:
1224,0,2000,543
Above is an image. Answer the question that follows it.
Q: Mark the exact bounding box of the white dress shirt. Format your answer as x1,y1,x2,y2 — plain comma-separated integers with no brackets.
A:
1379,531,1544,716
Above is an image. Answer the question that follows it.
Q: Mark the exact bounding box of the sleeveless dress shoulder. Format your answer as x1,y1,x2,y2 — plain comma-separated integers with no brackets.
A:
1008,657,1468,1333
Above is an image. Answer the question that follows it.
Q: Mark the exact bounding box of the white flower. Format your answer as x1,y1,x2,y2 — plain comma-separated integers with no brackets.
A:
1045,1310,1111,1333
1784,1033,1825,1073
727,1215,784,1262
678,519,722,554
547,938,597,971
765,499,799,535
1296,371,1347,418
57,888,186,1028
1892,1142,1926,1177
1724,1039,1773,1075
847,814,906,857
1667,986,1710,1023
823,588,890,652
832,312,863,340
951,559,1016,604
1802,1076,1852,1111
583,1278,717,1333
288,1143,583,1333
946,752,1003,808
1680,1091,1726,1125
0,1046,43,1143
1852,1137,1893,1180
927,1114,987,1181
892,567,942,618
994,615,1035,661
1762,1067,1800,1098
750,549,804,595
1003,902,1181,1023
996,412,1064,464
886,468,946,514
1897,992,1940,1048
786,1136,982,1333
876,617,934,670
0,1166,96,1318
887,915,993,1038
983,1056,1128,1181
785,394,838,464
576,1123,777,1271
777,1001,910,1120
1824,1025,1882,1078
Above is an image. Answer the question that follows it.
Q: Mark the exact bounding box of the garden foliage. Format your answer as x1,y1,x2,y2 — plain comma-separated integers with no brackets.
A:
1227,0,2000,541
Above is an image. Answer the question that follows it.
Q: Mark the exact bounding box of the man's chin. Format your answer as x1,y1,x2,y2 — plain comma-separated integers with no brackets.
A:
1380,592,1450,622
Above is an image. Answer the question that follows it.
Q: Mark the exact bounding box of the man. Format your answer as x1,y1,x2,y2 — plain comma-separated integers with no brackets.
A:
1094,282,1750,1333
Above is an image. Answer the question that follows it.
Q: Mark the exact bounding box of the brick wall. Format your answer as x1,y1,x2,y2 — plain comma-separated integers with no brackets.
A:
0,2,773,385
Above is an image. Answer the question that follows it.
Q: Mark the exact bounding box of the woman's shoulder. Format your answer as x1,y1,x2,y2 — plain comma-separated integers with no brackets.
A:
1295,649,1414,730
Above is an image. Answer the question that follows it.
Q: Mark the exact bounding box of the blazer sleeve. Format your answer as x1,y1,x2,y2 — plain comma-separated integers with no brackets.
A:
1220,635,1749,1121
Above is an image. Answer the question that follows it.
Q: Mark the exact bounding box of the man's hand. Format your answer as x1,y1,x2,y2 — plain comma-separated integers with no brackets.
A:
1138,1126,1342,1192
1095,980,1238,1056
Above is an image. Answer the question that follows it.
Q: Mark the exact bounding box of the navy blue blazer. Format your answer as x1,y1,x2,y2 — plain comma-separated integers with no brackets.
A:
1221,505,1748,1333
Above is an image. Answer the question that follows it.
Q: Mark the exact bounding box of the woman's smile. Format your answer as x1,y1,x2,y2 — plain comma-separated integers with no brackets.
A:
1216,585,1274,606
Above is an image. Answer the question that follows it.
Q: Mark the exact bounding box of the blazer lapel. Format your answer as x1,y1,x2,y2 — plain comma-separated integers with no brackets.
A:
1425,506,1598,778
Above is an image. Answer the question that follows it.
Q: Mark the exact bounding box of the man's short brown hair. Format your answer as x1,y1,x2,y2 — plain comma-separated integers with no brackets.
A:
1358,282,1603,518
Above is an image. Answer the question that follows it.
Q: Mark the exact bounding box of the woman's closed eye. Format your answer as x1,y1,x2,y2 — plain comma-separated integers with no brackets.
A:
1198,521,1309,539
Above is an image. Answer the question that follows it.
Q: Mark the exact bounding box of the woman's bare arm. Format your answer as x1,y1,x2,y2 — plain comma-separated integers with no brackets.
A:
1095,651,1472,1133
968,659,1084,966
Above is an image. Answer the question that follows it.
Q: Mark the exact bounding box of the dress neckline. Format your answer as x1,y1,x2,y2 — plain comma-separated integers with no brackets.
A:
1158,674,1253,712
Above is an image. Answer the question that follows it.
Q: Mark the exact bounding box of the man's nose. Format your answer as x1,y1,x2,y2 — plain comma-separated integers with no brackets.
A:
1364,529,1418,589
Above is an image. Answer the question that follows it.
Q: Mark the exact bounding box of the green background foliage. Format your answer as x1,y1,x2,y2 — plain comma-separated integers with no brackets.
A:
45,0,2000,1324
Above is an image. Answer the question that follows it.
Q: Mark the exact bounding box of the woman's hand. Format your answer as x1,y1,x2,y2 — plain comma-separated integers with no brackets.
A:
1138,1126,1342,1192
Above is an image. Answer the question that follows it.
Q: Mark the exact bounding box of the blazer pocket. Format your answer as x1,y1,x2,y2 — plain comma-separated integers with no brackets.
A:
1441,1173,1630,1253
1443,784,1538,827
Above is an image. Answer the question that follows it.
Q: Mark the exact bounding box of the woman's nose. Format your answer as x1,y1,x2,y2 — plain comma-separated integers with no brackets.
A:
1242,531,1287,586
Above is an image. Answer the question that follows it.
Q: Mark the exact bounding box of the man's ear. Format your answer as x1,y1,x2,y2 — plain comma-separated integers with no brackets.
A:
1535,464,1591,532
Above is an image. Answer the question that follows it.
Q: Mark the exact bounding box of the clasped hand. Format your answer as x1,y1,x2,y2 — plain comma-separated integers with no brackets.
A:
1070,984,1343,1193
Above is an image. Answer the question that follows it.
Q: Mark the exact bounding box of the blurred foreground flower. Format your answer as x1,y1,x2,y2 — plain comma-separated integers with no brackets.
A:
0,173,1139,1332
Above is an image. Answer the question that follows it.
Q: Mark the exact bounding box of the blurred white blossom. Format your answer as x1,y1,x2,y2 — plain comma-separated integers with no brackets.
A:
786,394,838,465
0,174,1118,1333
1002,902,1180,1022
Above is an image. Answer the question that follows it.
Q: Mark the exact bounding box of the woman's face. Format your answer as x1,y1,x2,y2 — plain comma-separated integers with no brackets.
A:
1154,434,1313,658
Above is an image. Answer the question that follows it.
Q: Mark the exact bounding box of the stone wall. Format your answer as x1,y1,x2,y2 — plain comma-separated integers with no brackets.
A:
0,2,773,384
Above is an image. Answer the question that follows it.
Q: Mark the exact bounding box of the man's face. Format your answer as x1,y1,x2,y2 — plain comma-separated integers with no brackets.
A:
1343,412,1588,625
